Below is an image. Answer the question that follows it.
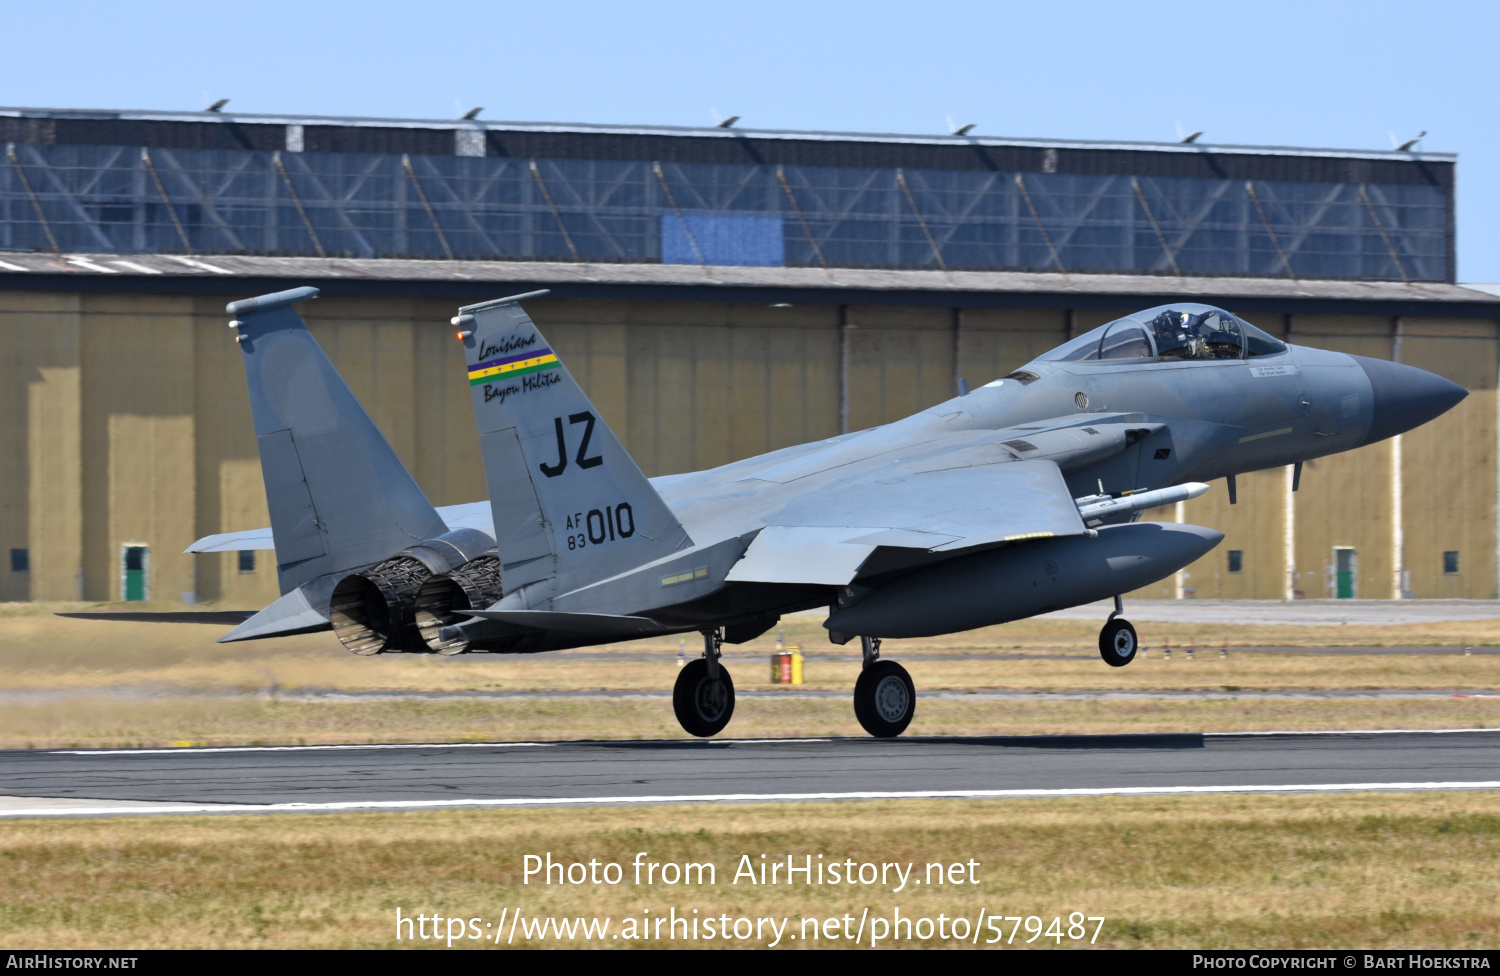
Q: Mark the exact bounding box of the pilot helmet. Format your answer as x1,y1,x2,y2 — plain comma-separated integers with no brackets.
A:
1148,309,1187,339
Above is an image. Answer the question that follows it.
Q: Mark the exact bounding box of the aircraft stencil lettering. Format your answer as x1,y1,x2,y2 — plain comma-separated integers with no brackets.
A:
539,413,604,478
564,504,635,550
188,286,1467,737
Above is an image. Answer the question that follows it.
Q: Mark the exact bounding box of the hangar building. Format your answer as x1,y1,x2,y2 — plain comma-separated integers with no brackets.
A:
0,105,1495,608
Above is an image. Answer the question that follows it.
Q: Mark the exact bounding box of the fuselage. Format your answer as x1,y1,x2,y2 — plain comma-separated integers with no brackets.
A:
653,337,1432,553
447,324,1463,650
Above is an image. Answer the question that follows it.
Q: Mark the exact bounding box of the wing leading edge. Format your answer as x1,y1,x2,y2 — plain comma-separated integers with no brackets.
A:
186,502,496,554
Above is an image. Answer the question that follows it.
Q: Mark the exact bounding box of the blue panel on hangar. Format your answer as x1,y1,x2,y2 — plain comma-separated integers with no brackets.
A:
661,212,785,267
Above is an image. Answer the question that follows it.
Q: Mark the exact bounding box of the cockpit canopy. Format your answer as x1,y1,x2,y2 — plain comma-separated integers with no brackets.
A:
1038,304,1287,364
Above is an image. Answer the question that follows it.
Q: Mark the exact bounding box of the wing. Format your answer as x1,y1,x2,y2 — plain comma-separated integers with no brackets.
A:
724,415,1163,586
726,458,1085,585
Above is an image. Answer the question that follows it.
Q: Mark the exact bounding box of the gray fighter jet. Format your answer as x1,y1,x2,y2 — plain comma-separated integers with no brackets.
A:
194,287,1465,738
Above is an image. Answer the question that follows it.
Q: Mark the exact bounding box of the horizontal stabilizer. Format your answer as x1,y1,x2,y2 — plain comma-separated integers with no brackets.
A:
457,609,659,635
57,610,255,626
217,587,332,642
187,501,496,555
186,528,274,553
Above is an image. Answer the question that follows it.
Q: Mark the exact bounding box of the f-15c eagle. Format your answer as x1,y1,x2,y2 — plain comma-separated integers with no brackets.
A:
187,287,1464,738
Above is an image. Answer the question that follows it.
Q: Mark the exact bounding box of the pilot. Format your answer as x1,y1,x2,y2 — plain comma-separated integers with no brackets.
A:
1147,309,1205,359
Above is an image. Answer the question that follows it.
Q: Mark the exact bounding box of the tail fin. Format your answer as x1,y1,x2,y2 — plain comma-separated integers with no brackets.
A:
457,291,691,605
229,287,449,594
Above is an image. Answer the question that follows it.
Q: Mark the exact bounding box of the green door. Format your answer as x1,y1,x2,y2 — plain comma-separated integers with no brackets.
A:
1335,548,1355,599
123,546,147,602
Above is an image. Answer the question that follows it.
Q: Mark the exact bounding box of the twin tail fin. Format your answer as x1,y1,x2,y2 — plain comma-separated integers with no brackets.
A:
457,292,691,606
229,287,449,595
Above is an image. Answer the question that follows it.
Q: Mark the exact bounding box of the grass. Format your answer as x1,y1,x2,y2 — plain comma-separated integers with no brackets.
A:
0,604,1496,748
7,648,1500,694
5,608,1500,694
2,793,1498,948
2,696,1499,751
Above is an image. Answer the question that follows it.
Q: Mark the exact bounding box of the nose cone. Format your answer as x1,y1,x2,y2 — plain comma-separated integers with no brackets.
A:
1350,355,1468,446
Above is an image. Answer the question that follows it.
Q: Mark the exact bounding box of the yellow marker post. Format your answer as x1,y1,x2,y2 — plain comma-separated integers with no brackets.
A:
791,647,803,685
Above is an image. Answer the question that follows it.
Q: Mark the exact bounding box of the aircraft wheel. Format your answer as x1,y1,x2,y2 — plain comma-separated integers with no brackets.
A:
1099,618,1138,667
853,660,915,738
673,658,736,737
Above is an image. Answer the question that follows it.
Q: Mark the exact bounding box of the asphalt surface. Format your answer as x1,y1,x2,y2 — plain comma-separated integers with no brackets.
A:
2,730,1498,817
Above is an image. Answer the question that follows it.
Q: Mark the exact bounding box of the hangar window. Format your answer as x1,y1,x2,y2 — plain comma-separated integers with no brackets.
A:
1443,551,1459,575
10,549,28,573
238,550,256,574
1227,550,1243,573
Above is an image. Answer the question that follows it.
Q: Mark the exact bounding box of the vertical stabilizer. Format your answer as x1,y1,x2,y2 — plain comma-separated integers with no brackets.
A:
457,292,691,606
229,287,448,593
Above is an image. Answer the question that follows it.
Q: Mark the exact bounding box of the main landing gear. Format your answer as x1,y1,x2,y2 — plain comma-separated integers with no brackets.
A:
1099,594,1138,668
673,629,736,737
853,636,915,738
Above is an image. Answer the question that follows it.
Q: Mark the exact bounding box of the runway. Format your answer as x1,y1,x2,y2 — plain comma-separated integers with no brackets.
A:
1,729,1498,818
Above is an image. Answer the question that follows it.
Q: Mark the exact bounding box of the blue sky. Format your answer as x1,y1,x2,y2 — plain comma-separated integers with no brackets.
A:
5,0,1495,279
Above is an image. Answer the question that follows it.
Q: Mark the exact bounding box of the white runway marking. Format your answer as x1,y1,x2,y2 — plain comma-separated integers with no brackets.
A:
4,780,1500,819
57,741,562,756
56,737,839,756
1203,727,1500,737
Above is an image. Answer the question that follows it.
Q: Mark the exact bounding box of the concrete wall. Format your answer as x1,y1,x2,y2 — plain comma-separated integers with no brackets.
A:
0,290,1494,607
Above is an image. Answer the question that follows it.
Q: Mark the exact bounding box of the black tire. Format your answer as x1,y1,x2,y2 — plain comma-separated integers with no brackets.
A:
853,660,915,738
1099,618,1138,667
672,658,736,737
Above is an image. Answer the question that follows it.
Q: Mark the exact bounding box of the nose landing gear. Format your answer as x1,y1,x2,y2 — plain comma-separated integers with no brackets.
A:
1098,594,1138,667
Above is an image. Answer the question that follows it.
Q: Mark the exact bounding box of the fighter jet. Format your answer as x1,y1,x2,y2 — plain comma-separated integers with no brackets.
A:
192,287,1466,738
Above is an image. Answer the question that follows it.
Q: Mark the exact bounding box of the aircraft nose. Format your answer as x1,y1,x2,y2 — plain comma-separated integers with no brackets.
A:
1350,355,1468,446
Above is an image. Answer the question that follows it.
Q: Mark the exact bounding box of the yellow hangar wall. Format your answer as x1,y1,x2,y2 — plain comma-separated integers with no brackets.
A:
0,291,1493,606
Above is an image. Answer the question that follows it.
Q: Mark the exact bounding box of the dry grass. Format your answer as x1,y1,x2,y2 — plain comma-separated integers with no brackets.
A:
2,605,1497,748
8,650,1500,695
2,696,1497,751
2,793,1498,948
4,610,1500,694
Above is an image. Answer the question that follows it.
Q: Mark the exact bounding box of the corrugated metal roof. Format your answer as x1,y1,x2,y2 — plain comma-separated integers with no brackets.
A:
0,251,1492,309
0,106,1455,164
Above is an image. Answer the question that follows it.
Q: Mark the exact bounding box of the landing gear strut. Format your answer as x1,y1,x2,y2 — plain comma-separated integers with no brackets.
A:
673,628,736,737
853,636,915,738
1099,595,1138,667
